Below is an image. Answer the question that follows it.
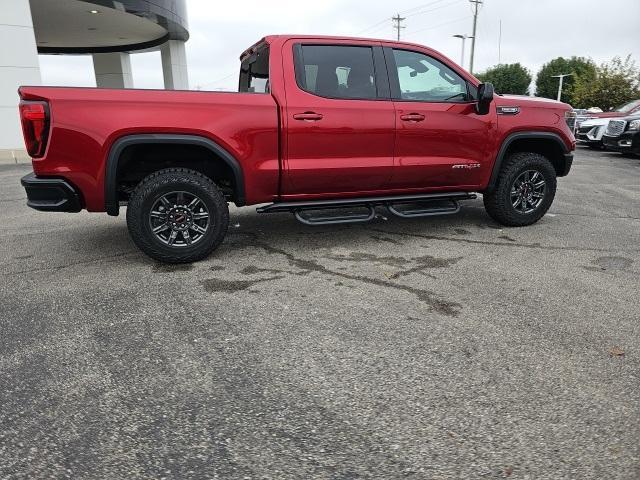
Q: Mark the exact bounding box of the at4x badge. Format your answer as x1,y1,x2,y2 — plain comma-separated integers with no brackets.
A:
452,163,481,169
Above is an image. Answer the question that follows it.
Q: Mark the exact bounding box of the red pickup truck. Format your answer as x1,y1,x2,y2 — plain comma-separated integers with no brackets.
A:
19,35,575,263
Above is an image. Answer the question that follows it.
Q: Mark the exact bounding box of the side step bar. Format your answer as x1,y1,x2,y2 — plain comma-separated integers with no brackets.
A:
387,200,460,218
256,192,477,226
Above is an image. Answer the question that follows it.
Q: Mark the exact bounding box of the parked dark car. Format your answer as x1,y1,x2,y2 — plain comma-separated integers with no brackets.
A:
602,114,640,156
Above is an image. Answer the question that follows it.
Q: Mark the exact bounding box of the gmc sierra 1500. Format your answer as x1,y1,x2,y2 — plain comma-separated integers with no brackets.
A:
19,35,575,263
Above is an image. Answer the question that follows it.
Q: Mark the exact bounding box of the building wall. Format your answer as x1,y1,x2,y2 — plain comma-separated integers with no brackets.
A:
0,0,190,156
0,0,41,151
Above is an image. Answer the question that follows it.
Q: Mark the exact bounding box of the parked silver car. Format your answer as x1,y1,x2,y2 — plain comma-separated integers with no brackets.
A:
575,117,611,148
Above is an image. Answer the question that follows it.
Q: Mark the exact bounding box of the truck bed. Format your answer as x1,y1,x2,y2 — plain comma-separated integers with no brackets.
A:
19,86,281,211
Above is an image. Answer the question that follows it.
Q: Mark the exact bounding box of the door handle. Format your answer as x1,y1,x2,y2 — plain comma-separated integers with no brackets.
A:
400,113,426,122
293,112,324,121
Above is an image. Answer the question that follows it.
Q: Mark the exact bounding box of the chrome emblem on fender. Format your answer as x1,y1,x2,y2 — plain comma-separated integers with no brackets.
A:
452,163,481,169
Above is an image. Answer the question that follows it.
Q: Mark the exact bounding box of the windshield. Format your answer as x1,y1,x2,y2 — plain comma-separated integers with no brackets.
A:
616,99,640,113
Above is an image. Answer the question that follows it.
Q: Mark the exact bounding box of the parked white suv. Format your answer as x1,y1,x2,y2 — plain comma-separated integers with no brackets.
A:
575,117,611,148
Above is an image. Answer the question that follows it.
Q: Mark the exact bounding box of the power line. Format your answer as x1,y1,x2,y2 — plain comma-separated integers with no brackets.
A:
399,0,452,16
356,0,461,36
392,14,406,41
356,18,391,35
196,71,236,90
404,0,465,19
393,1,465,41
404,15,471,36
358,21,395,37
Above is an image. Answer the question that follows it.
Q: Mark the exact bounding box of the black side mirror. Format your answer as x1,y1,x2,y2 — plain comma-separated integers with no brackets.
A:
476,82,494,115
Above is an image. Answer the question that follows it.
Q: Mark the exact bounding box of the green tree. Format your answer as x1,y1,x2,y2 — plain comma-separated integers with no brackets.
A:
572,55,640,111
476,63,532,95
535,56,596,105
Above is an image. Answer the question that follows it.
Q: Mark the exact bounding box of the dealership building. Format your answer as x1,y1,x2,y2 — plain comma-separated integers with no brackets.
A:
0,0,190,158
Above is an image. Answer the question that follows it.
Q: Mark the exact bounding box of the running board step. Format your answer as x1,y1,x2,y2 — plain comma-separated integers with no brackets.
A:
387,199,461,218
295,206,376,226
256,192,476,226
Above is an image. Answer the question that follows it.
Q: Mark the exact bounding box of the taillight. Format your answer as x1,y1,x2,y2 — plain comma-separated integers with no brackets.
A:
19,100,50,158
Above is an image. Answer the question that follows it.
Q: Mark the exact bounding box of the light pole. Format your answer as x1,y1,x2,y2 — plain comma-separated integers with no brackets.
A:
551,73,573,102
453,34,474,69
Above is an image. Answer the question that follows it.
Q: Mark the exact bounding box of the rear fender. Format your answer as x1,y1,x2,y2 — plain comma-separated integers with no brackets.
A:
104,134,245,216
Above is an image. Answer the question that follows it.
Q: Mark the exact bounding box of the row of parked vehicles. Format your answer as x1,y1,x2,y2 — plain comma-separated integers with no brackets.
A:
573,99,640,155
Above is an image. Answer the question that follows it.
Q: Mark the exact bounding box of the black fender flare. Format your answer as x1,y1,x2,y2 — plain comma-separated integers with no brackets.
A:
486,131,571,192
104,134,245,216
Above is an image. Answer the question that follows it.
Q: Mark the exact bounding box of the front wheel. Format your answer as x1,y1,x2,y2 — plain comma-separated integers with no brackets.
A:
126,168,229,263
483,152,557,227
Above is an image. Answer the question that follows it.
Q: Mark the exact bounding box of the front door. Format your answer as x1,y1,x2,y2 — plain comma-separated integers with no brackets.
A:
385,47,496,190
282,41,395,196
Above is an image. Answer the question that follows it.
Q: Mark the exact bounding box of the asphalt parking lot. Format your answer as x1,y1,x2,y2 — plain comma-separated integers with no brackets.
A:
1,147,639,479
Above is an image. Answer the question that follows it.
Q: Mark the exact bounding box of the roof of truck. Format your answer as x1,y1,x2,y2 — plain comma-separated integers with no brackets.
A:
265,34,429,48
240,34,434,60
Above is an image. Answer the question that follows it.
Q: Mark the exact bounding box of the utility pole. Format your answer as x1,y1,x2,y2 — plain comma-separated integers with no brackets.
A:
392,14,406,41
551,73,573,101
498,19,502,64
469,0,483,74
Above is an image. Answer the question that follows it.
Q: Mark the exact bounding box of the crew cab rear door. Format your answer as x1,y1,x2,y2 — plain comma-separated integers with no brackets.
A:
383,46,496,189
281,39,394,196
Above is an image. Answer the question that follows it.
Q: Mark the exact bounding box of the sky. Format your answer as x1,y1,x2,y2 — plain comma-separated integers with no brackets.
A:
38,0,640,91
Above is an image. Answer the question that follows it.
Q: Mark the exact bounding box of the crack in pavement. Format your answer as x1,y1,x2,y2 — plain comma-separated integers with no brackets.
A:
324,251,461,280
222,233,462,317
366,228,639,253
551,211,640,221
1,251,139,276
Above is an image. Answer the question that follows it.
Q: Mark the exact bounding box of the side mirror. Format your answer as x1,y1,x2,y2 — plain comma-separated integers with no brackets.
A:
476,82,494,115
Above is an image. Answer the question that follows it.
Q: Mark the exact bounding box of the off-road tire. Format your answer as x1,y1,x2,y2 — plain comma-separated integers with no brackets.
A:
126,168,229,263
483,152,557,227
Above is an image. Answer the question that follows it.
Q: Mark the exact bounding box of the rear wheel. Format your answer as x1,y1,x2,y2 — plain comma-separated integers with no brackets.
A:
483,152,557,227
126,168,229,263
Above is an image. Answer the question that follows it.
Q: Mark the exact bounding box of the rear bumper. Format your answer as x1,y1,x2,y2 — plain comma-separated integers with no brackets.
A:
603,133,640,154
21,173,82,212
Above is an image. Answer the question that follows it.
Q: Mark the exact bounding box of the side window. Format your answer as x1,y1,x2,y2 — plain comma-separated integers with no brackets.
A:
294,45,378,100
392,49,468,102
239,44,269,93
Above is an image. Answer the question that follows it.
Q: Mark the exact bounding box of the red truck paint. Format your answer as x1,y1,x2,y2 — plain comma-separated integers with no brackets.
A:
19,87,280,210
19,35,575,214
20,35,580,262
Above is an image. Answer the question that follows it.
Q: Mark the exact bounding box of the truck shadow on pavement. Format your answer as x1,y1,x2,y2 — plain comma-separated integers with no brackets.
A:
85,200,497,262
67,201,504,318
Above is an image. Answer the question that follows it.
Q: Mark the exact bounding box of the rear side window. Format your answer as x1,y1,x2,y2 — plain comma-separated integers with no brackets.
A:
239,44,269,93
294,45,378,100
